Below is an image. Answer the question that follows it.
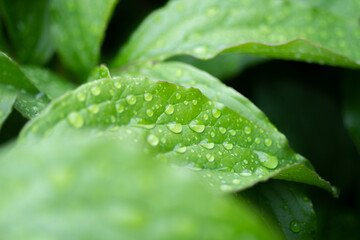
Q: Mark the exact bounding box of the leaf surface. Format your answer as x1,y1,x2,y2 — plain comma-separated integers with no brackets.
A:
112,0,360,69
50,0,118,77
0,135,282,240
0,0,53,64
21,76,335,194
0,88,16,129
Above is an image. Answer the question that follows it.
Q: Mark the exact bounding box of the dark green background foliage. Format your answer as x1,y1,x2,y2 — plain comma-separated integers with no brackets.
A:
0,0,359,239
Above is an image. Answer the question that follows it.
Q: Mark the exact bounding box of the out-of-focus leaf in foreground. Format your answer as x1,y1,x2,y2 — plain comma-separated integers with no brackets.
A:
50,0,118,78
112,0,360,69
0,0,53,64
0,135,282,240
20,76,335,195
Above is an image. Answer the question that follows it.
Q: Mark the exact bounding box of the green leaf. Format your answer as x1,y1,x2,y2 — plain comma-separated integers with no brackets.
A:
0,135,283,240
0,88,17,129
20,76,335,195
22,66,75,99
343,72,360,154
0,52,49,119
87,64,112,82
111,0,360,69
50,0,118,77
0,0,54,64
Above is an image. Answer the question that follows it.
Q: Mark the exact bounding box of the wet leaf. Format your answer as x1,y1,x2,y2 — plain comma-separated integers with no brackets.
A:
50,0,118,77
0,88,16,129
0,135,283,240
112,0,360,69
20,76,335,195
87,64,111,82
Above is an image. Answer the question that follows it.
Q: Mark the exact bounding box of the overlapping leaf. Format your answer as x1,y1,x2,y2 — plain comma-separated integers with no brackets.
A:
21,76,335,195
112,0,360,69
50,0,118,77
0,135,282,240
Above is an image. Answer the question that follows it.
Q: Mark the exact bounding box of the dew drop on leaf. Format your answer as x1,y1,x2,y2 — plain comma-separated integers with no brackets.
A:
165,104,174,115
144,93,153,101
189,119,205,133
244,126,251,134
166,122,183,133
290,220,301,233
239,169,252,176
147,134,159,146
76,92,86,102
67,112,84,128
206,153,215,162
229,129,236,136
255,151,279,169
90,86,101,96
126,95,137,105
200,140,215,149
114,82,122,89
264,138,273,146
223,142,233,150
176,93,181,99
254,137,261,144
174,144,187,153
146,109,154,117
115,103,124,113
219,127,226,134
211,109,221,119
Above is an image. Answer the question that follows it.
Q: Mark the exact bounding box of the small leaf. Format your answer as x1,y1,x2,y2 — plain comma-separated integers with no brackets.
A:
0,52,49,118
50,0,118,77
20,76,335,195
0,0,54,64
0,88,17,129
112,0,360,69
22,66,75,99
87,64,111,82
240,180,317,240
0,135,283,240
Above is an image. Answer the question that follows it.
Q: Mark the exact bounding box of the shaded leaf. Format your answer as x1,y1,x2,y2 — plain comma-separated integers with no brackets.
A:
20,76,335,195
22,66,75,99
0,0,53,64
240,180,316,240
0,88,16,129
112,0,360,69
0,134,283,240
50,0,118,77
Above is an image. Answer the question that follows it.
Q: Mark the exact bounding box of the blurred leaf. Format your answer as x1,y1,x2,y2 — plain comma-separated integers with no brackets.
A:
50,0,118,78
0,52,49,119
87,64,111,82
21,76,335,195
112,0,360,69
0,0,54,64
22,66,75,99
0,88,16,129
240,180,316,240
343,72,360,154
0,134,283,240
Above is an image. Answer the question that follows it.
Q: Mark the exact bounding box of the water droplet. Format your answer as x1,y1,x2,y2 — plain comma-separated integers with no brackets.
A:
146,109,153,117
219,127,226,134
176,93,182,99
229,129,236,136
175,69,183,76
265,138,273,146
67,112,84,128
115,103,124,113
174,144,187,153
110,116,116,123
189,119,205,133
109,89,115,96
290,220,301,233
223,142,233,150
254,137,261,144
87,104,99,114
232,179,240,184
220,184,231,191
255,151,279,169
210,132,215,137
193,46,207,54
90,86,101,96
76,92,86,102
165,104,174,115
192,100,198,105
147,134,159,147
244,126,251,134
211,109,221,119
239,169,252,176
144,93,153,101
184,100,189,105
246,137,252,142
114,82,121,89
254,166,269,177
166,122,183,133
200,139,215,149
126,95,136,105
206,153,215,162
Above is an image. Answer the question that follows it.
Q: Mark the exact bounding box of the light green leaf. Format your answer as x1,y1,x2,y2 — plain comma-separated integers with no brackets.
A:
50,0,118,77
343,72,360,154
22,66,75,99
240,180,316,240
0,135,283,240
0,52,49,119
112,0,360,69
0,0,54,64
0,88,17,129
87,64,111,82
20,76,335,195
